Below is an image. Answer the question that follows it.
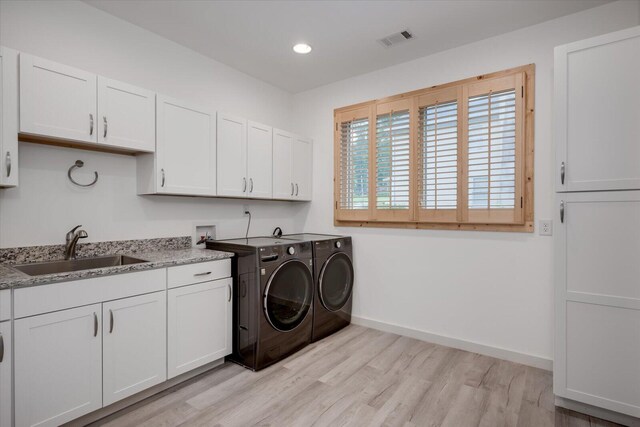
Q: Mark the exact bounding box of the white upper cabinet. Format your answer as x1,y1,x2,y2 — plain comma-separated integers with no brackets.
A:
97,77,155,152
273,129,312,200
555,26,640,192
20,54,97,144
14,304,103,427
217,115,273,199
0,47,18,188
272,128,294,200
20,53,156,153
247,121,273,199
293,135,312,201
102,291,167,406
0,321,11,427
217,113,248,197
143,95,216,196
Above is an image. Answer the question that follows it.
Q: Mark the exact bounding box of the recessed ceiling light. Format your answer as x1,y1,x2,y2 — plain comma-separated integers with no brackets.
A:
293,43,312,54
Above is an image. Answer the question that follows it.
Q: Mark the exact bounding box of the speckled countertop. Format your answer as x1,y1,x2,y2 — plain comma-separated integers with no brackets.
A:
0,237,233,290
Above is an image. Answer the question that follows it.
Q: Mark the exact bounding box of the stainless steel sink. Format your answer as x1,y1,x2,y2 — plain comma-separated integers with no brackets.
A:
13,255,149,276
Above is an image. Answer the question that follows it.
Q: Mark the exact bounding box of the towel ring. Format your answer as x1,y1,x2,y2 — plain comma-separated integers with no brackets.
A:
68,160,98,187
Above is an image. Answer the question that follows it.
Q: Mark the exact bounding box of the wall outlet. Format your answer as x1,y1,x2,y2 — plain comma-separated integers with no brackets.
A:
539,220,552,236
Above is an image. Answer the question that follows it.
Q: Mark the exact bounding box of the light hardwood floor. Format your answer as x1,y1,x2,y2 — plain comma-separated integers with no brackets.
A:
91,325,622,427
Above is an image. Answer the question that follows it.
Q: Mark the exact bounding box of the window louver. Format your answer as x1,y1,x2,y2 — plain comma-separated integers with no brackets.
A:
376,109,410,210
419,100,458,210
339,118,369,210
468,88,517,210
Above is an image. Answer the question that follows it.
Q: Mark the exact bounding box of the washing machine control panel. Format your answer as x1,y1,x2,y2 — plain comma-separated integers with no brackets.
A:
287,246,296,255
335,241,342,249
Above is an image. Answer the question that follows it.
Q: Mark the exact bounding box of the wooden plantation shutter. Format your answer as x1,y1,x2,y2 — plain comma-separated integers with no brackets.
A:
334,105,374,221
416,87,461,222
464,73,525,224
374,99,413,221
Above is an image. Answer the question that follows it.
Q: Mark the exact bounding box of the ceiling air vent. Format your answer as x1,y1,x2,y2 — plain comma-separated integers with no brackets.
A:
378,29,414,48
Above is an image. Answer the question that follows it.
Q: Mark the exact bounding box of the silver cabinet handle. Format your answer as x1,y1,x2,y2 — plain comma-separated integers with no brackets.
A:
109,309,114,334
291,183,294,196
295,183,299,196
194,271,212,277
249,178,253,193
560,162,565,185
0,332,4,363
242,177,247,193
89,113,94,135
93,312,98,337
228,284,232,302
5,152,10,178
560,201,565,223
103,116,108,138
161,169,165,187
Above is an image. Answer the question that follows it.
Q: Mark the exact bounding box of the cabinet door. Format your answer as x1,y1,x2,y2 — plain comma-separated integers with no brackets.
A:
0,321,11,427
292,136,312,201
156,95,216,196
0,47,18,187
272,128,294,200
554,191,640,417
216,113,247,197
97,77,155,152
14,304,102,427
168,278,232,379
555,27,640,192
103,291,166,406
20,54,97,143
247,121,273,199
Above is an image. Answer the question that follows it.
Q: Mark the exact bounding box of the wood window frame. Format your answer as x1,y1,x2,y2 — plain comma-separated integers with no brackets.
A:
334,64,535,233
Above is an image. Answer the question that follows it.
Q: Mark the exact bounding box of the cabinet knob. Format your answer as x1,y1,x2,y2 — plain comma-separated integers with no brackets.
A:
0,332,4,363
560,162,565,185
89,113,94,136
103,116,108,138
93,312,98,337
295,183,299,196
560,201,565,223
249,178,253,193
291,183,294,196
242,177,247,193
161,169,166,187
109,309,114,334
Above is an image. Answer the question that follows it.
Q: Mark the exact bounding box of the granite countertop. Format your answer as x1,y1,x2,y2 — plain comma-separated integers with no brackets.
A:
0,237,234,290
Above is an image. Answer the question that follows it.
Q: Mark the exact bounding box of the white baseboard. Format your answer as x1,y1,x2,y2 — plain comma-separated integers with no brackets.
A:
555,396,640,426
351,315,553,371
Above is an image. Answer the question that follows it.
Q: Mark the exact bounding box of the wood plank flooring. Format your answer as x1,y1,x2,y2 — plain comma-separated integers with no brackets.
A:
90,325,623,427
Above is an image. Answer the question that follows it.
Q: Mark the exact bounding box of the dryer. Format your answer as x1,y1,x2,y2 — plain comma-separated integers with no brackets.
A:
283,234,353,342
206,237,314,370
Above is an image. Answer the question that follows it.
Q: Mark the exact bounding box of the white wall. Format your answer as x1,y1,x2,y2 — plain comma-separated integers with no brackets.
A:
0,0,301,247
292,0,640,365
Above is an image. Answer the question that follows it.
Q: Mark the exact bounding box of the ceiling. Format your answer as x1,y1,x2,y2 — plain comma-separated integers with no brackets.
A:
84,0,612,93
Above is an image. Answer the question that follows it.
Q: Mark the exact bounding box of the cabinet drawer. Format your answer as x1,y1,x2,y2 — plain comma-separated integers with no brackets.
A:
0,290,9,321
14,268,166,319
167,259,230,289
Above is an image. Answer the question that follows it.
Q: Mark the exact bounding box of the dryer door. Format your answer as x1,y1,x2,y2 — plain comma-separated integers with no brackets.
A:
319,252,354,311
264,260,313,332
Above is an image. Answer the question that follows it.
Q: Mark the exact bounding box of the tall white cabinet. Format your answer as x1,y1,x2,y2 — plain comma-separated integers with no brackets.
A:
554,26,640,420
0,47,19,188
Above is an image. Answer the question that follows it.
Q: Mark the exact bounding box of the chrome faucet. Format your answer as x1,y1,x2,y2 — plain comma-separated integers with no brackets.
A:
64,225,88,260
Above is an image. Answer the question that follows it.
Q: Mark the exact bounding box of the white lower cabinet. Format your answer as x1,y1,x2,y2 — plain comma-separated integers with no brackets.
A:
103,291,167,406
555,191,640,417
167,278,232,379
0,321,11,427
14,304,103,427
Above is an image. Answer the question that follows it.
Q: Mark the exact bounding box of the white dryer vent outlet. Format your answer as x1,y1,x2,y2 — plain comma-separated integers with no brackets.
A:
378,29,414,48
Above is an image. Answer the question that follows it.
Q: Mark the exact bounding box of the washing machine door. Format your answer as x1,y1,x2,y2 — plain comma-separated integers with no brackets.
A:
318,252,354,311
264,259,313,332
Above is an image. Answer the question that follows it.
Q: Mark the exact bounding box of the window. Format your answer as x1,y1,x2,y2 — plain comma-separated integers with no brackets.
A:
334,65,534,232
